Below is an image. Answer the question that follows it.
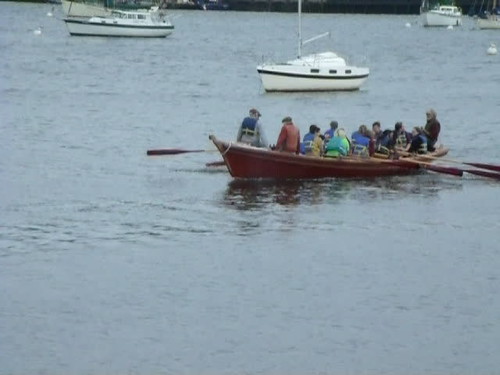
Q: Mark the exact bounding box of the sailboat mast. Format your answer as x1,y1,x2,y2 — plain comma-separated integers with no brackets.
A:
298,0,302,58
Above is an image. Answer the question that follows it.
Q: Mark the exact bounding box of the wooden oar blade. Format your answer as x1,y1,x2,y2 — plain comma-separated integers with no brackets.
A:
464,162,500,173
425,164,463,176
464,169,500,180
420,154,500,173
147,149,205,156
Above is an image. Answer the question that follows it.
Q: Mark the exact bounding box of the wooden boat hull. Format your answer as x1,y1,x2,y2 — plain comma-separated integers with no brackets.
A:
209,135,449,179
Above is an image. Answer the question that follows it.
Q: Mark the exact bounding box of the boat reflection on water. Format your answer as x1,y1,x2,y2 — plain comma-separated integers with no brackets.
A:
222,174,463,211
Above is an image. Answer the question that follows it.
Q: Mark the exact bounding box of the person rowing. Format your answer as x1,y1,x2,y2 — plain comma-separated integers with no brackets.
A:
301,124,324,156
351,125,371,156
325,128,350,158
275,116,301,154
406,126,428,154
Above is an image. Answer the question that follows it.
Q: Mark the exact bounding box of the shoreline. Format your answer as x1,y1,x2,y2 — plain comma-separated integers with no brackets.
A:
2,0,476,15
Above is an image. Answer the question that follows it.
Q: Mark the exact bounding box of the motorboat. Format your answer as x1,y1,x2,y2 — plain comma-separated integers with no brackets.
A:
63,7,174,37
420,1,462,27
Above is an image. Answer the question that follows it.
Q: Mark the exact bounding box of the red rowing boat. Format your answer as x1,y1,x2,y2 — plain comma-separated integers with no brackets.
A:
209,135,449,179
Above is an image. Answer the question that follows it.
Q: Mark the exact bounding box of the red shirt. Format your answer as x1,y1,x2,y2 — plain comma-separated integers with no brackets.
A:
276,122,301,153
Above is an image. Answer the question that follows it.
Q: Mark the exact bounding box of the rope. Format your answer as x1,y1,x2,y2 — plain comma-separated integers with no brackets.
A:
221,142,232,156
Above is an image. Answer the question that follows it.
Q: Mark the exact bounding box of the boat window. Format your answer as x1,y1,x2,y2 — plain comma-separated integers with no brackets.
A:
310,69,320,73
138,15,146,19
345,70,352,74
329,70,337,74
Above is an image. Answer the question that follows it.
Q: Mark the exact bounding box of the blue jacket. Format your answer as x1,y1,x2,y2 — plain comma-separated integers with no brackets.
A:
351,131,370,146
301,132,316,154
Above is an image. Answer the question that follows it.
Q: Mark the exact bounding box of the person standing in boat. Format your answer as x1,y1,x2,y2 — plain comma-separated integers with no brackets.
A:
275,116,300,154
423,108,441,152
237,108,269,148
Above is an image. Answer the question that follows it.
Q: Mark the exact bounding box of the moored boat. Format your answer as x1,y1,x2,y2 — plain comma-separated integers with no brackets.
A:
477,0,500,29
209,135,449,179
63,7,174,37
420,2,462,27
256,0,369,92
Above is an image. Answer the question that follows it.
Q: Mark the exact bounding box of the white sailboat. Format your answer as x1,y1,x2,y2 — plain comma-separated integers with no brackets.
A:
256,0,369,92
478,0,500,29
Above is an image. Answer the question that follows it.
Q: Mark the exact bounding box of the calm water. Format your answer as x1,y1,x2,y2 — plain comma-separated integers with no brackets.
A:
1,3,500,373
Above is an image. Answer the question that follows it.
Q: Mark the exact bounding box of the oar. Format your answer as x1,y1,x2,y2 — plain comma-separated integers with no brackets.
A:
401,158,463,176
462,168,500,180
205,160,225,167
452,161,500,173
402,157,500,180
418,154,500,173
422,163,463,177
147,148,215,156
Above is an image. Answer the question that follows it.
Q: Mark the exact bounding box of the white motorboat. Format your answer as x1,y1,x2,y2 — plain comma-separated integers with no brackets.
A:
420,1,462,27
256,0,369,92
64,8,174,37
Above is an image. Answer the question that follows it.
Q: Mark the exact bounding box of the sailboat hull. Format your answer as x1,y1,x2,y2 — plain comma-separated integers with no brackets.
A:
257,68,369,92
478,16,500,29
